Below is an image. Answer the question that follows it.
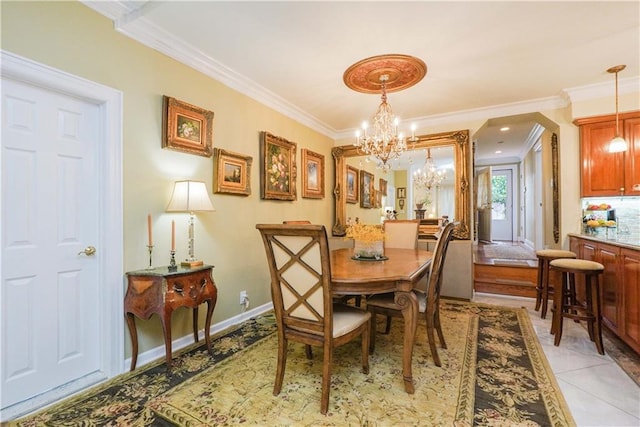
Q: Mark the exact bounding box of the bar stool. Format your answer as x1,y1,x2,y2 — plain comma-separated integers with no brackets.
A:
549,258,605,355
534,249,577,319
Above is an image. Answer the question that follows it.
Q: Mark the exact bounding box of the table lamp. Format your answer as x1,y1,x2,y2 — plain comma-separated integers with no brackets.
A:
166,180,215,267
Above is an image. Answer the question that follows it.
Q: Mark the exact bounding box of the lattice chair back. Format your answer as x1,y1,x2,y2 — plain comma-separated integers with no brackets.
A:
257,224,332,337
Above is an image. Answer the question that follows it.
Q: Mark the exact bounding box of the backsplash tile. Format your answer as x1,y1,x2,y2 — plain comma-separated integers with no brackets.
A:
581,196,640,238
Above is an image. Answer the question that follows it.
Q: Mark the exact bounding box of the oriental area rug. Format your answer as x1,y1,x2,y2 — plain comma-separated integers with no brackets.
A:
8,301,575,427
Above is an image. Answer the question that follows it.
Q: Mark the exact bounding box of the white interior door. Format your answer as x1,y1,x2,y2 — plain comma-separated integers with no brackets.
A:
491,168,514,241
1,78,102,407
1,52,123,419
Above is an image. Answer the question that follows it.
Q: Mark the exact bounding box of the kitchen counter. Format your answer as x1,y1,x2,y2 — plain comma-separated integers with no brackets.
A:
569,232,640,251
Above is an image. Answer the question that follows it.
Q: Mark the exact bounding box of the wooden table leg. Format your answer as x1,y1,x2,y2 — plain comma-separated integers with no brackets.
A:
395,290,418,394
125,312,138,371
161,309,173,373
192,307,200,343
204,299,216,354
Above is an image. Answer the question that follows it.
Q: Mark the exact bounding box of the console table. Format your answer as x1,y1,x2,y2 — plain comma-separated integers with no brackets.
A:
124,264,217,373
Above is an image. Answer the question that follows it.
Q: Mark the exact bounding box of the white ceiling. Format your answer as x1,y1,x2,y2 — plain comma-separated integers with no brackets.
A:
84,1,640,163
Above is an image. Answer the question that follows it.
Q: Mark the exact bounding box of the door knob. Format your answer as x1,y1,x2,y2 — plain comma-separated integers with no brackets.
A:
78,246,96,256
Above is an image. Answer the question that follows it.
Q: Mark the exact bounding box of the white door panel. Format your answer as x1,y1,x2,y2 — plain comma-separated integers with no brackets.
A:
491,168,514,241
2,79,100,407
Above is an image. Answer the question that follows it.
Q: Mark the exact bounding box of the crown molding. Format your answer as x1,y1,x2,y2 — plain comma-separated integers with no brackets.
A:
83,1,337,138
82,1,639,142
563,76,640,102
334,96,567,140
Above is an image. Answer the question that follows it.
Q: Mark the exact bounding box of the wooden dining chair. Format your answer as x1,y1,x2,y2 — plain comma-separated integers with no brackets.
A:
366,221,455,367
383,219,420,249
377,219,421,332
256,223,371,414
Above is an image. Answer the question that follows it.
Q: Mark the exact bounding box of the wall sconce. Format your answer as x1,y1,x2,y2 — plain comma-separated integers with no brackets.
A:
166,180,215,267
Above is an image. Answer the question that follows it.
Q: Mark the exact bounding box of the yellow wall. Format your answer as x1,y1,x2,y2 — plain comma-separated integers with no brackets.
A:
1,1,334,356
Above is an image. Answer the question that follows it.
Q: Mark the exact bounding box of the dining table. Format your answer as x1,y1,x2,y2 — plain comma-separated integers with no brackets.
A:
330,247,433,394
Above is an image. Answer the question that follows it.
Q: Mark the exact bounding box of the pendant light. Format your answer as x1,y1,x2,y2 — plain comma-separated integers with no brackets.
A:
607,64,628,153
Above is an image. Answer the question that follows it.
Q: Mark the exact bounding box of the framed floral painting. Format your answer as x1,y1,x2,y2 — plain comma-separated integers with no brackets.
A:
260,131,297,201
162,95,214,157
360,170,374,208
346,165,359,204
213,148,252,196
301,149,324,199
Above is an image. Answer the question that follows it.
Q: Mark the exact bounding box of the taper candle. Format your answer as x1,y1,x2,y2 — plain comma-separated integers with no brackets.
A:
147,214,153,246
171,220,175,251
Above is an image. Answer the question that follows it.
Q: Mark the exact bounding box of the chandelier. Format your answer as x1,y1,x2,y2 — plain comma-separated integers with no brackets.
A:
413,148,445,190
354,74,417,171
343,54,427,171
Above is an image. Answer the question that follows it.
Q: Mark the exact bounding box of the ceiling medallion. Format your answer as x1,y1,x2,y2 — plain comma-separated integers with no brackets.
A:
343,54,427,94
344,54,427,170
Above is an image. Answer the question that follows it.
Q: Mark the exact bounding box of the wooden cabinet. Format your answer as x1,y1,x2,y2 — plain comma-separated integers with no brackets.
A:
599,245,620,332
621,248,640,352
575,111,640,197
570,236,640,354
124,265,218,372
624,117,640,195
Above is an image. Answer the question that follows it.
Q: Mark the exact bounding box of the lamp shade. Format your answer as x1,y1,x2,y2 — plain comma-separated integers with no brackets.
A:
166,180,215,212
609,136,628,153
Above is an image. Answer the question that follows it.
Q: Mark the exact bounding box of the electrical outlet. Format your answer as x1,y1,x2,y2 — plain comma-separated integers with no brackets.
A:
240,290,248,305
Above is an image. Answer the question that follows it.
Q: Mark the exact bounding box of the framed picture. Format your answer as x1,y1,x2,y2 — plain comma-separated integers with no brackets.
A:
379,178,388,196
301,149,324,199
360,170,374,209
162,95,214,157
260,131,297,201
346,165,359,204
397,187,406,199
213,148,252,196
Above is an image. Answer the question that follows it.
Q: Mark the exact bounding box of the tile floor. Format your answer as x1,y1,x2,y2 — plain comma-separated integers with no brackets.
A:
473,292,640,427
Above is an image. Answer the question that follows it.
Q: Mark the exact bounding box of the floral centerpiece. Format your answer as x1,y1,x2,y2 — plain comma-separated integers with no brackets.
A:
346,223,385,259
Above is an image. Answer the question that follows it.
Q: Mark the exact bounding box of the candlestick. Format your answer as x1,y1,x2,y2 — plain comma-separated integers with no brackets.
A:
146,245,154,269
147,214,153,246
168,250,177,272
171,220,175,252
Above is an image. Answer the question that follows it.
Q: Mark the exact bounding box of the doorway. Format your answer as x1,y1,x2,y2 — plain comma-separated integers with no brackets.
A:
491,167,515,241
1,52,123,420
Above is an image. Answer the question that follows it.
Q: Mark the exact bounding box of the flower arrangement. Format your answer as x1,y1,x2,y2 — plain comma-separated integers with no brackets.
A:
345,223,385,243
346,223,385,259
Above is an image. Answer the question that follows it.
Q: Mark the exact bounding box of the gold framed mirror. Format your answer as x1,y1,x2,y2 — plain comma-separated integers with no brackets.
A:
331,129,470,239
